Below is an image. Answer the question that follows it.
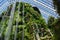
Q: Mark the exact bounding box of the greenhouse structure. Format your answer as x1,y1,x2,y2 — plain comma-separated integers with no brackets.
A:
0,0,60,40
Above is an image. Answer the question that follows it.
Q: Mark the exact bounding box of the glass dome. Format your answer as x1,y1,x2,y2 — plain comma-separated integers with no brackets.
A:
0,0,60,40
0,0,59,21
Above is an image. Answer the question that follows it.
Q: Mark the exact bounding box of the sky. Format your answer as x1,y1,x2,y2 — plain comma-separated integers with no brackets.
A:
0,0,59,21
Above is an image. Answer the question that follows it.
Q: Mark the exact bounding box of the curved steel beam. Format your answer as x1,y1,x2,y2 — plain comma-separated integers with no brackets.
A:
33,0,56,12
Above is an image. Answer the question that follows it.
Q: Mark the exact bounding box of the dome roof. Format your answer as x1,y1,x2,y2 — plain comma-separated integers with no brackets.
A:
0,0,59,21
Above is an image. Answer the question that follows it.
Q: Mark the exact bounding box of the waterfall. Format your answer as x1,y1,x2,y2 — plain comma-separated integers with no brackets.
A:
22,3,25,40
4,2,16,40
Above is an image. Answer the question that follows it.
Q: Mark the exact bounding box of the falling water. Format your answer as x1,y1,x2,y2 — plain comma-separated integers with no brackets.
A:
14,2,20,40
0,1,54,40
14,17,18,40
22,3,25,40
18,2,21,40
4,2,16,40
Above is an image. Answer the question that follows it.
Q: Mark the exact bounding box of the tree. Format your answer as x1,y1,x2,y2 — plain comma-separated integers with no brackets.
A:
52,18,60,40
53,0,60,15
48,16,60,40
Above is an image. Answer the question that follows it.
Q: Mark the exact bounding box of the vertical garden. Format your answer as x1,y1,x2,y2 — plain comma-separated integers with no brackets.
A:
0,2,60,40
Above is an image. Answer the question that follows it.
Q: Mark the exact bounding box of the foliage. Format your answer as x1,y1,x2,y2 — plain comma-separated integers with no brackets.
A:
53,0,60,15
48,16,60,40
0,2,54,40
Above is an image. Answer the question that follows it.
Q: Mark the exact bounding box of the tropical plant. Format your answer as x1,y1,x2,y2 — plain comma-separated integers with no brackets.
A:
0,2,53,40
48,16,60,40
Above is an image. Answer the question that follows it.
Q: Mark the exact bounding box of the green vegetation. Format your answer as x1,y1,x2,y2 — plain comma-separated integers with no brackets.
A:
53,0,60,15
48,16,60,40
0,2,60,40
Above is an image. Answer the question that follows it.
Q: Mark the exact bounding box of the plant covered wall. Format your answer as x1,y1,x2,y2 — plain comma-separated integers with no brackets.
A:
0,2,56,40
